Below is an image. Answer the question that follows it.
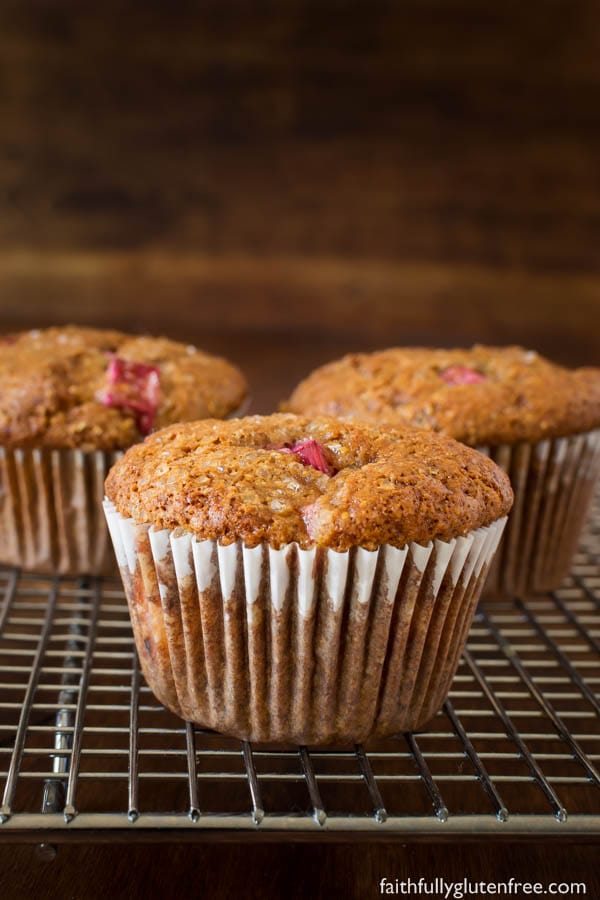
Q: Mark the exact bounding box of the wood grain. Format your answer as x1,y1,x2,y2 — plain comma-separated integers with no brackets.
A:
2,841,600,900
0,2,598,364
0,3,598,895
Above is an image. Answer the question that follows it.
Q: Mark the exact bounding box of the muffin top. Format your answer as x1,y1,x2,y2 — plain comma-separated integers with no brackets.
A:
0,326,248,450
105,413,513,551
284,346,600,445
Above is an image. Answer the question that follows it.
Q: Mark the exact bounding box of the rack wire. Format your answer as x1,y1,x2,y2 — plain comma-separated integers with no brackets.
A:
0,497,599,841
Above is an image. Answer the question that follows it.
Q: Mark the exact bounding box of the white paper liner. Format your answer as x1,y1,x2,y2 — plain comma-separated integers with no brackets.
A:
0,447,121,575
104,500,506,744
477,430,600,597
0,399,248,578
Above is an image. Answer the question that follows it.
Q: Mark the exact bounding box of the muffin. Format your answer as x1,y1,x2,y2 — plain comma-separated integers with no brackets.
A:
285,346,600,596
0,326,248,574
103,413,512,744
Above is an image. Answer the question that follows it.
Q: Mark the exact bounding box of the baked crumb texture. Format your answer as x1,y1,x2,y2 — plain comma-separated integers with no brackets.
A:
104,413,512,741
0,326,248,451
285,346,600,446
105,413,513,552
105,499,506,743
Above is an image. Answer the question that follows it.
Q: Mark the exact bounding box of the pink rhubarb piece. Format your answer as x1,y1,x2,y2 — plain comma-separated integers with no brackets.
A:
99,355,160,434
277,438,337,476
440,365,486,385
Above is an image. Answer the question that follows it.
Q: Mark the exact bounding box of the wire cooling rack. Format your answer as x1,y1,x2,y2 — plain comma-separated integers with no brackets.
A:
0,499,599,842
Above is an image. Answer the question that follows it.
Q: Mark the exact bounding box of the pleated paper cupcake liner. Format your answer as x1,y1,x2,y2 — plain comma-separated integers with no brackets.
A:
0,447,122,576
478,429,600,597
104,500,506,744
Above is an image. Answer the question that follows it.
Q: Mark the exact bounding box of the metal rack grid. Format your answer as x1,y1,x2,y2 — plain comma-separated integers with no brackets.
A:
0,499,599,840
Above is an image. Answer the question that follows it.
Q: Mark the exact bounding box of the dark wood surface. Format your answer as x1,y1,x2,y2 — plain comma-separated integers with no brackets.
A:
2,840,600,900
0,2,599,897
0,2,598,365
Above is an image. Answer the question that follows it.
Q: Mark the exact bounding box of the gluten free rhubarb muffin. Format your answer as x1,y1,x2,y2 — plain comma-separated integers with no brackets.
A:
0,326,248,574
286,347,600,596
104,413,512,744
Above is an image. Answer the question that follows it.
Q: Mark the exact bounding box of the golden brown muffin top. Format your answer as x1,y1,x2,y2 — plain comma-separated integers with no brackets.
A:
0,326,248,450
284,346,600,445
105,413,513,551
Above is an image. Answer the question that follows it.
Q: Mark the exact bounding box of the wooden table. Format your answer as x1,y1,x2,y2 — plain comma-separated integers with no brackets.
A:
0,2,599,896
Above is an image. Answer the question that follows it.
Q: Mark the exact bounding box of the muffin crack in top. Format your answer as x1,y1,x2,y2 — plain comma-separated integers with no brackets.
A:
0,326,248,450
284,345,600,445
105,413,513,551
